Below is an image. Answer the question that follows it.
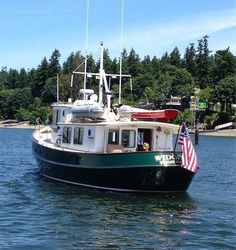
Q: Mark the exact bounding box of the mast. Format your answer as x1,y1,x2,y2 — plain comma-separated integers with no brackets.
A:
56,73,59,102
119,0,124,104
83,0,90,100
99,42,104,104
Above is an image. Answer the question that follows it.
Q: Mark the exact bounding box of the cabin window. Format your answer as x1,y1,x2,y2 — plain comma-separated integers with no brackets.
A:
52,109,61,125
108,130,119,145
62,127,72,143
137,131,144,145
137,129,153,151
74,127,84,145
122,130,136,148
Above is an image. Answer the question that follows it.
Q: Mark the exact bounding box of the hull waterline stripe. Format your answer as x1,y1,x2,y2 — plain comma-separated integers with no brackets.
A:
32,151,167,169
41,173,185,193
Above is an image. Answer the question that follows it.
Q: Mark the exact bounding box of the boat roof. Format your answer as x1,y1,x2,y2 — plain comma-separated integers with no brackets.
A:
58,120,180,130
51,102,73,108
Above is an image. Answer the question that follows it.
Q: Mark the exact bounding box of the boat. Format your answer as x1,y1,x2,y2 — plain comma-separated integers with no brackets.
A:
131,108,180,122
32,43,197,193
71,89,105,120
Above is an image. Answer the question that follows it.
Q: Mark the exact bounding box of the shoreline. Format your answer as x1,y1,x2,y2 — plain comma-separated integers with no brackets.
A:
0,123,36,130
198,129,236,137
0,123,236,137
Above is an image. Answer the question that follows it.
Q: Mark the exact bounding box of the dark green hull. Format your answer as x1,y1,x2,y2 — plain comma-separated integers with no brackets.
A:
32,140,195,193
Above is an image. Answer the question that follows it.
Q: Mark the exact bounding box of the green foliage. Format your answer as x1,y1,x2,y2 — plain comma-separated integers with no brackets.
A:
126,48,141,76
159,64,195,98
63,52,83,74
174,110,194,125
32,57,49,97
0,36,235,123
184,43,196,76
42,77,57,104
214,75,236,113
196,35,212,88
0,87,32,119
48,49,61,77
132,73,155,101
212,48,236,84
29,106,50,124
169,47,182,67
204,113,219,129
15,108,31,121
197,86,214,102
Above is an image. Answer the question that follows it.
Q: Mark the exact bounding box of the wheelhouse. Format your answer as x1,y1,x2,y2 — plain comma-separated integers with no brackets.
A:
51,109,176,154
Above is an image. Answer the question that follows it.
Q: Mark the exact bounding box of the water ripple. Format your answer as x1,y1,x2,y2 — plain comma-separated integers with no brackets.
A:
0,129,235,249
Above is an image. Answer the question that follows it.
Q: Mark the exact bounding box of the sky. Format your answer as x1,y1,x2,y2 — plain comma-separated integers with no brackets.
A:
1,0,236,70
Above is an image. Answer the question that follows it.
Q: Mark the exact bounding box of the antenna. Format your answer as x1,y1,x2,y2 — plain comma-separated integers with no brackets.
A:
56,73,59,102
70,74,74,101
119,0,124,104
83,0,90,99
99,42,104,104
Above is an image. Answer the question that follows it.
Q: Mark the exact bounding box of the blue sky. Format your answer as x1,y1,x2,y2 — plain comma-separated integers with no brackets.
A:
1,0,236,70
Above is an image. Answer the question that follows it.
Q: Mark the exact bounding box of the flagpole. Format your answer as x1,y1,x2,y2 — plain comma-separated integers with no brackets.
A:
174,123,182,152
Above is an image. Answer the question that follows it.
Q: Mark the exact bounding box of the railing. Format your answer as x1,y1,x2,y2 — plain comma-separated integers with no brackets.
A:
35,117,48,132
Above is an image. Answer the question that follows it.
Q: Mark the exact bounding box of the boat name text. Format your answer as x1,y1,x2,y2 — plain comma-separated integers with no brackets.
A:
155,154,181,166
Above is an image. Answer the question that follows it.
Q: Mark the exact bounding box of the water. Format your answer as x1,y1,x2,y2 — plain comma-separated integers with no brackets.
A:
0,128,235,250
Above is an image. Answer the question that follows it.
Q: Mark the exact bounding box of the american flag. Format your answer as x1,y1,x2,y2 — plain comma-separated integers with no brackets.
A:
177,123,199,173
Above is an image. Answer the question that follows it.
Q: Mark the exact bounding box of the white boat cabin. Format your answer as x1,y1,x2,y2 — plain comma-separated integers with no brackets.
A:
49,105,177,154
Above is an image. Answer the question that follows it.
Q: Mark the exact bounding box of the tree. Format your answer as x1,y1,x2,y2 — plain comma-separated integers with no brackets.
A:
120,48,128,73
27,68,36,88
48,49,61,77
174,110,194,126
15,108,31,121
33,57,49,97
29,106,50,124
0,89,16,118
141,55,153,74
172,69,195,97
162,65,195,98
197,86,214,102
0,87,32,119
184,43,196,76
0,67,8,90
63,52,75,74
42,77,57,104
203,113,219,129
0,36,235,120
57,73,71,102
16,68,28,88
160,52,169,64
62,51,85,74
126,48,141,76
131,73,155,101
214,75,236,113
169,47,182,67
101,49,113,73
150,56,161,77
155,72,173,104
212,48,236,84
196,35,212,88
5,69,19,89
28,97,42,111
